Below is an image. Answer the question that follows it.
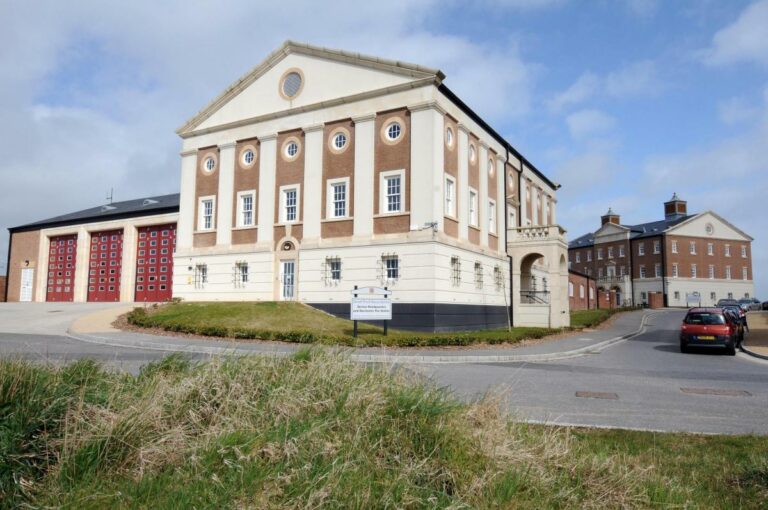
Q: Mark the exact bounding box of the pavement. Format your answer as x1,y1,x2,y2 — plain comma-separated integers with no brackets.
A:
1,302,767,435
743,311,768,358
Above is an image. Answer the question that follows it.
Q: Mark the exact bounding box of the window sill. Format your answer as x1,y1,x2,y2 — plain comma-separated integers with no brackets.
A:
374,211,409,218
232,226,258,231
322,216,353,223
274,221,303,227
194,230,216,234
444,214,458,221
469,225,481,231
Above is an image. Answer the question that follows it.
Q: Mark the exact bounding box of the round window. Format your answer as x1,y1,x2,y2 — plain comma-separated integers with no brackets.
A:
204,157,215,172
469,145,476,162
242,149,254,166
333,132,347,149
285,141,300,158
282,72,302,98
446,127,453,146
386,122,402,141
488,159,495,176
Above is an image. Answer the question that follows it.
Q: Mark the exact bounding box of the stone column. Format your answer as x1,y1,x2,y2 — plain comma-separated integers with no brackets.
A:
302,124,324,242
216,142,236,246
478,142,489,246
457,124,469,240
176,149,198,251
409,103,444,232
256,134,277,248
120,225,137,302
352,114,375,239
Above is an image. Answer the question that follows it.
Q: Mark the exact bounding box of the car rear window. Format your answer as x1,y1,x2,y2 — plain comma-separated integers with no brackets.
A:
685,313,726,325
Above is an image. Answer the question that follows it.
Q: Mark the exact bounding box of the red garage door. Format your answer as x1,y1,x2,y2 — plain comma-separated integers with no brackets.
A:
46,234,78,302
135,224,176,302
87,229,123,302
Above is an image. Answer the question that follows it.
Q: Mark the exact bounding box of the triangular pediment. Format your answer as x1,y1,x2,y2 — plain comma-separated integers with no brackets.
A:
667,212,753,241
178,41,443,136
594,222,629,237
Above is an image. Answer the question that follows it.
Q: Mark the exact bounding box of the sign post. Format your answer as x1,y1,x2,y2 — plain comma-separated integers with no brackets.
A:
350,286,392,338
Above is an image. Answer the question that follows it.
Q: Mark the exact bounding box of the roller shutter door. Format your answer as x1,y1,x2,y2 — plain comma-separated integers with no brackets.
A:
87,229,123,302
135,224,175,302
46,234,78,302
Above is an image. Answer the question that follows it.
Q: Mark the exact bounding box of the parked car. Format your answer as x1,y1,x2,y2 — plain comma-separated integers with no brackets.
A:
722,308,745,343
680,308,739,355
738,298,754,312
763,301,768,311
721,305,747,338
750,298,762,310
716,298,740,307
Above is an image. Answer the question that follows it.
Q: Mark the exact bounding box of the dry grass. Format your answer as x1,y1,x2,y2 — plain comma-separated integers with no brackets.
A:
1,353,766,509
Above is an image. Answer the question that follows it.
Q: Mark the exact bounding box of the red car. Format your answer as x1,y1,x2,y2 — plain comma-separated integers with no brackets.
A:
680,308,739,356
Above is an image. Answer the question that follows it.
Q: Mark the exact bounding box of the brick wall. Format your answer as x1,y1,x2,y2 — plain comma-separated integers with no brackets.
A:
0,276,6,302
568,271,596,311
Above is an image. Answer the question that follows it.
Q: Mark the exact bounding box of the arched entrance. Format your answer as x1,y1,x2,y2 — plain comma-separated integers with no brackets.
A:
274,236,299,301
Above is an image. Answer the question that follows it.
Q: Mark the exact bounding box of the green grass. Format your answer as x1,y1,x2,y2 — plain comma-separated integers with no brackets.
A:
1,355,766,509
127,302,558,347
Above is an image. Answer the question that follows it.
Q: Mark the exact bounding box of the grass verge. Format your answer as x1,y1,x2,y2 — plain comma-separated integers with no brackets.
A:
126,302,558,347
570,307,638,328
1,354,766,509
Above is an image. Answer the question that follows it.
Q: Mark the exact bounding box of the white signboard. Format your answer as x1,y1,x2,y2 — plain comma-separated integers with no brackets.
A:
351,298,392,321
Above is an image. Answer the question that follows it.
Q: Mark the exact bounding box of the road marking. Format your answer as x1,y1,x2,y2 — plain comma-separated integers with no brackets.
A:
680,388,752,397
575,391,619,400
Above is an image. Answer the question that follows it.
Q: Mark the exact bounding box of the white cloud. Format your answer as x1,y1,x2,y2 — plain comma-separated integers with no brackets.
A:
623,0,659,18
718,96,759,125
565,109,616,139
703,0,768,66
548,59,661,113
605,60,660,97
547,72,600,112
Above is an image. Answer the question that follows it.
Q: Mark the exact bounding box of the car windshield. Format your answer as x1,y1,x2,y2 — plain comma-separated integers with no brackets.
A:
738,299,751,304
685,313,726,325
717,300,738,306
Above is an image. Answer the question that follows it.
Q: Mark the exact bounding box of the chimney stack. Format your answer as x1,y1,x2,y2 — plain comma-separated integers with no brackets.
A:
601,207,621,226
664,193,687,220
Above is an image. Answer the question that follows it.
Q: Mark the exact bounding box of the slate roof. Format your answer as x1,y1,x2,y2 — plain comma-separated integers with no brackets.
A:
9,193,180,233
568,214,693,249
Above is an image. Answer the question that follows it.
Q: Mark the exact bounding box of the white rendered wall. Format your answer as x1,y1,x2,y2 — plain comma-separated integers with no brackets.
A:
666,279,755,307
216,142,236,246
176,151,198,250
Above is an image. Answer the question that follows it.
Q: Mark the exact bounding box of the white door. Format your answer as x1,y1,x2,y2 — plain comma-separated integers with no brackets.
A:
280,260,295,300
20,268,34,302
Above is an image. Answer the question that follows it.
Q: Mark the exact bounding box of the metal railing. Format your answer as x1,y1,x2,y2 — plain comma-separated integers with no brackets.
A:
520,290,551,304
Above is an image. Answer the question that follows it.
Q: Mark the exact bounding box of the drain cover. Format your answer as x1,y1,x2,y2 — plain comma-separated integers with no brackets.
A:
575,391,618,400
680,388,751,397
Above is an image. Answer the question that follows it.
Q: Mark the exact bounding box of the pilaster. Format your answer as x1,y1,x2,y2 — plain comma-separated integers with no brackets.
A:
352,114,375,239
256,134,277,248
302,124,324,242
457,124,469,240
176,149,198,251
216,142,236,246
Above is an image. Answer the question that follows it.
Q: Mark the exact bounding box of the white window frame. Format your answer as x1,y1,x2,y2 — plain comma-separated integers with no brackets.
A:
379,169,406,215
691,264,697,279
444,174,456,217
708,264,715,279
672,263,678,278
638,243,645,256
575,252,581,263
587,251,592,262
579,284,585,299
743,266,748,280
279,184,301,224
468,188,478,227
619,245,625,257
382,255,400,282
707,243,714,256
639,265,646,279
690,241,696,255
326,177,350,219
653,240,660,254
608,246,614,259
671,240,678,253
725,244,731,257
488,199,497,234
655,263,662,278
198,195,216,231
236,190,256,228
741,245,747,258
597,248,603,260
725,266,731,280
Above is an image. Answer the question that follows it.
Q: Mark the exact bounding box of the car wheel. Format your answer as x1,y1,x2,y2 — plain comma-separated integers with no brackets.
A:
726,341,736,356
680,344,688,354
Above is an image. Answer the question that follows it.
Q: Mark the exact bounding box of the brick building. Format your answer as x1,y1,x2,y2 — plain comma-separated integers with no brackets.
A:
568,269,597,311
569,194,754,307
5,195,178,303
0,276,6,302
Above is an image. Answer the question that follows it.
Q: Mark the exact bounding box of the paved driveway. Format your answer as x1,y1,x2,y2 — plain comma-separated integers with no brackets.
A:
1,303,766,434
424,310,768,434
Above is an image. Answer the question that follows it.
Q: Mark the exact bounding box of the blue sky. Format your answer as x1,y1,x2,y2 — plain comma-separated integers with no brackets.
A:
2,0,766,295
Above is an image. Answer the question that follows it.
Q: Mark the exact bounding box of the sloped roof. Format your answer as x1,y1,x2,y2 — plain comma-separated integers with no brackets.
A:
568,214,692,249
9,193,179,233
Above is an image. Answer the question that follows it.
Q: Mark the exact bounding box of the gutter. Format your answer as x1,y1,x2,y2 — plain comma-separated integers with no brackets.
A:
628,237,635,306
3,229,12,302
660,234,668,307
504,147,514,328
